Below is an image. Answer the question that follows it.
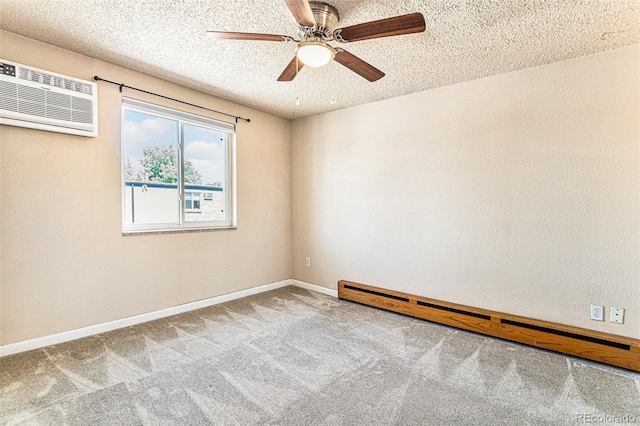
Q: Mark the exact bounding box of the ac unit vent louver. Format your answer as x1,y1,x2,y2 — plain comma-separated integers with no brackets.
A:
0,59,97,137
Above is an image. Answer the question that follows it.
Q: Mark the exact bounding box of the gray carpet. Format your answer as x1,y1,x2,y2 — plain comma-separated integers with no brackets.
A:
1,286,639,425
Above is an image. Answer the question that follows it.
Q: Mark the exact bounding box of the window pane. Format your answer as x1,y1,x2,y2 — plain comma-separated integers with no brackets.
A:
183,123,226,223
123,109,179,225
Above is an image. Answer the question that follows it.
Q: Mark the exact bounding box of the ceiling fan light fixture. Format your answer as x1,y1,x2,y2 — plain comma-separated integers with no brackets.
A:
296,40,335,68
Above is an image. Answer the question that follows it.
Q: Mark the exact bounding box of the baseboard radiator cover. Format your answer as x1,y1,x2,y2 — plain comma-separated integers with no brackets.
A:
338,281,640,372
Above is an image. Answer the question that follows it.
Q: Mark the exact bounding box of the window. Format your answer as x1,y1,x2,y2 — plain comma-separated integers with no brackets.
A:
122,98,235,233
185,192,201,211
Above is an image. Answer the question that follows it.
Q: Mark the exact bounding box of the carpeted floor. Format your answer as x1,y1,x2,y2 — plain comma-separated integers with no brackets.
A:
1,286,639,425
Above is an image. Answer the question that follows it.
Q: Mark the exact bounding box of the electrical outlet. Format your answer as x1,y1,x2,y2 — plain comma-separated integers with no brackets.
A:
305,257,311,267
609,307,624,324
590,304,604,321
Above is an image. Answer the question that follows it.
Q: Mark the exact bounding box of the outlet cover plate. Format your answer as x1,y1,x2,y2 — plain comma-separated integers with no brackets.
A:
590,304,604,321
610,307,624,324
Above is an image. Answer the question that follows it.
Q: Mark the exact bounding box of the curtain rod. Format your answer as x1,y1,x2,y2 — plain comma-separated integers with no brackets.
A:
93,76,250,123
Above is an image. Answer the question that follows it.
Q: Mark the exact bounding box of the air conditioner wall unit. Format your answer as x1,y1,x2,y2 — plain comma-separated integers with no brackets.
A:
0,59,98,137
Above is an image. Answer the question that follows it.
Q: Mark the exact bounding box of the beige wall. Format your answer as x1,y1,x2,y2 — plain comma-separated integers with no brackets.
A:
291,45,640,339
0,31,292,345
2,30,638,346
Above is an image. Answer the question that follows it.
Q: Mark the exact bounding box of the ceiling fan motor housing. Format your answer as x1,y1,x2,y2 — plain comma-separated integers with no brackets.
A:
299,2,340,39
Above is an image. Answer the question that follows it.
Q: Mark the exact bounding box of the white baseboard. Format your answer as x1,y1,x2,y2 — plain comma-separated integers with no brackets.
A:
0,278,338,357
291,280,338,298
0,279,292,357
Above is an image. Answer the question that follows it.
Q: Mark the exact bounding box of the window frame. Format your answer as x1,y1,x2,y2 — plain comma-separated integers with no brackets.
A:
121,98,236,234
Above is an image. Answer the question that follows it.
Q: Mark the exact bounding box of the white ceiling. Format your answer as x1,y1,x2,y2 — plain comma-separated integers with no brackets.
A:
1,0,638,119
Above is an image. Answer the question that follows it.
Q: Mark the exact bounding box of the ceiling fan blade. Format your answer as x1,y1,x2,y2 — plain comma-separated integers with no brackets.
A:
334,50,384,82
277,56,304,81
206,31,293,42
284,0,316,27
334,12,426,43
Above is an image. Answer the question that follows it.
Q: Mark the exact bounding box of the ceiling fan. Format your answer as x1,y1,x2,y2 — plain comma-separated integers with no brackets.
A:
206,0,426,82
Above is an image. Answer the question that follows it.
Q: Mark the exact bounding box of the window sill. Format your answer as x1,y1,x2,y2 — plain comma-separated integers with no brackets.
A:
122,226,237,236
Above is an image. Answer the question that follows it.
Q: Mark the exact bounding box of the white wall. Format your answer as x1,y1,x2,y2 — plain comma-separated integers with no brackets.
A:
0,31,292,345
124,185,180,225
291,45,640,338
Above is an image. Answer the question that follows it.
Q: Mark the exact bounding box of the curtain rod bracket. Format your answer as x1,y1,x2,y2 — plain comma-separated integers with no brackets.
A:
92,75,250,123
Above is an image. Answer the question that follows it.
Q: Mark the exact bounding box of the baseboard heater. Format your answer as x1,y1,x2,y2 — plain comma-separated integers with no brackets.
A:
338,281,640,372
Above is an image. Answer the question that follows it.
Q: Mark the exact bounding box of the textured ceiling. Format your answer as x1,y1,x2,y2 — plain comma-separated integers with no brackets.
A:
1,1,638,119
